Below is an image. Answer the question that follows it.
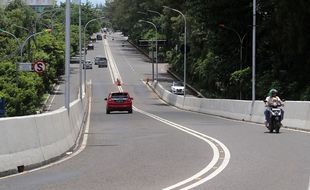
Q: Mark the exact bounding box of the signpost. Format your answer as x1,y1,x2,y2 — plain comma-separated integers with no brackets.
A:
18,61,47,73
18,62,33,72
33,61,46,74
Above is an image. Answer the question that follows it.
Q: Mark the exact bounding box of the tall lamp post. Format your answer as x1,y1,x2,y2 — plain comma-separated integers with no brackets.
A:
20,29,51,62
219,24,247,70
83,17,105,93
79,0,82,100
65,0,71,110
219,24,248,99
147,10,162,17
252,0,256,112
163,6,187,97
137,11,148,16
35,8,62,32
0,28,21,53
51,8,63,32
139,19,158,81
12,24,29,32
0,28,21,73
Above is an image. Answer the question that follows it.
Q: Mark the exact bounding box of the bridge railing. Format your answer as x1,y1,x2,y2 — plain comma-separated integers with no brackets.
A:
0,85,90,176
150,81,310,131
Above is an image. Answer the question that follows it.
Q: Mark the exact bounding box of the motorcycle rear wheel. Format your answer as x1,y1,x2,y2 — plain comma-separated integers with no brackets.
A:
269,120,275,133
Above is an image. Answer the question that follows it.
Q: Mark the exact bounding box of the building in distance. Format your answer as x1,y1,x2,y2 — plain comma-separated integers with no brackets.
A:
0,0,56,12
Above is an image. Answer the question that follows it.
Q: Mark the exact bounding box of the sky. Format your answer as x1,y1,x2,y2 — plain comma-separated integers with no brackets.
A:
58,0,106,6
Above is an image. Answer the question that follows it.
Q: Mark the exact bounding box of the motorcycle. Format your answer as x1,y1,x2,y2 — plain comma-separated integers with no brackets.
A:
264,100,284,133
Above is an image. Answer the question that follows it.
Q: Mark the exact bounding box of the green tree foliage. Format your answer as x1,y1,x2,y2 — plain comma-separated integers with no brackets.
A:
0,62,44,116
0,0,105,116
105,0,310,101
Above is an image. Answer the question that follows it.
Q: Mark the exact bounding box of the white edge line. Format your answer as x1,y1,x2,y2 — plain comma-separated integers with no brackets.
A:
107,37,231,190
133,107,229,190
104,39,122,81
46,84,60,111
102,38,115,83
181,139,231,190
104,38,124,93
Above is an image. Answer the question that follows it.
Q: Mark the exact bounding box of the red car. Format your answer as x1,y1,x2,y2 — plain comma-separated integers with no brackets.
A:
105,92,133,114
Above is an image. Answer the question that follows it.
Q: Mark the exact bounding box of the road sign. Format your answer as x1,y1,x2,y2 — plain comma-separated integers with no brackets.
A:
18,62,32,71
0,98,5,117
33,61,46,73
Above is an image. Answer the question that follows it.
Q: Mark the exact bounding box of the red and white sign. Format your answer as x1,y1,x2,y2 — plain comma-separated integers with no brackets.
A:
33,61,46,73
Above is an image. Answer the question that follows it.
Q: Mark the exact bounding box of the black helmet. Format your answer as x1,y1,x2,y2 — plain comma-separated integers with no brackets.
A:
269,89,278,96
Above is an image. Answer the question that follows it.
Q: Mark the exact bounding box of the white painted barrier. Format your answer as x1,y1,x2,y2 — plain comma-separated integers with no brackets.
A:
0,96,88,176
151,82,310,131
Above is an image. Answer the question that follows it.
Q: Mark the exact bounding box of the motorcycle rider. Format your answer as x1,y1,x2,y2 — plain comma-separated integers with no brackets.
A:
264,89,284,128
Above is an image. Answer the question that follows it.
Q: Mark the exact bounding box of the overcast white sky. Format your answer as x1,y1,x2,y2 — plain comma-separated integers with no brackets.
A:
57,0,106,6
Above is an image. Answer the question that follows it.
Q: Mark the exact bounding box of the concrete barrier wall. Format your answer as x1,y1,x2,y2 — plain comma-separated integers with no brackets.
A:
152,82,310,131
0,96,87,175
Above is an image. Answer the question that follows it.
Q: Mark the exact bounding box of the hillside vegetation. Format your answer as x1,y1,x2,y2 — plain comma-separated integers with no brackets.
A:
0,0,104,116
104,0,310,100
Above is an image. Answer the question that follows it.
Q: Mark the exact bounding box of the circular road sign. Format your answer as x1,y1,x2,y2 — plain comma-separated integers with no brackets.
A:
33,61,46,73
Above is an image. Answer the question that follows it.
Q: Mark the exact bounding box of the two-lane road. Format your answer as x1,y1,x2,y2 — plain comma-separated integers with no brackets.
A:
0,32,309,190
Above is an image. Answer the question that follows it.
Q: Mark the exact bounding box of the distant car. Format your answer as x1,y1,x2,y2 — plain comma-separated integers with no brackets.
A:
105,92,133,114
96,34,102,40
87,43,94,50
83,60,92,69
94,56,107,68
70,56,79,64
171,81,185,95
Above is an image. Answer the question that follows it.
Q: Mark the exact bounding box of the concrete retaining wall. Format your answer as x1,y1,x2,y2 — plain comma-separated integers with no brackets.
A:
0,97,88,176
151,82,310,131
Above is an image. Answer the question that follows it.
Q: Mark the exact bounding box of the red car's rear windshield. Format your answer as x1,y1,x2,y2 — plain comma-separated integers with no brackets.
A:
111,93,129,99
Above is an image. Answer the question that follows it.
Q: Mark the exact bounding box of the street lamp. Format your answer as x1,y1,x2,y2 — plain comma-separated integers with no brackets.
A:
0,28,21,73
12,24,29,32
35,8,62,32
0,28,21,53
163,6,187,97
147,10,162,17
65,0,71,110
147,9,164,39
139,19,158,81
34,9,53,32
219,24,249,100
219,24,247,70
79,0,82,100
51,8,63,32
252,0,257,109
20,29,52,62
137,11,148,16
83,17,105,93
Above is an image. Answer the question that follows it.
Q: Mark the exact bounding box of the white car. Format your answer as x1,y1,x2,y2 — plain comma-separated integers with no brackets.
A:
171,81,185,95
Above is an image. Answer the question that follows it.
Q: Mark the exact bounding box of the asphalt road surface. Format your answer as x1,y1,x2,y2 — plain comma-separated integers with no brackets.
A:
1,32,309,190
